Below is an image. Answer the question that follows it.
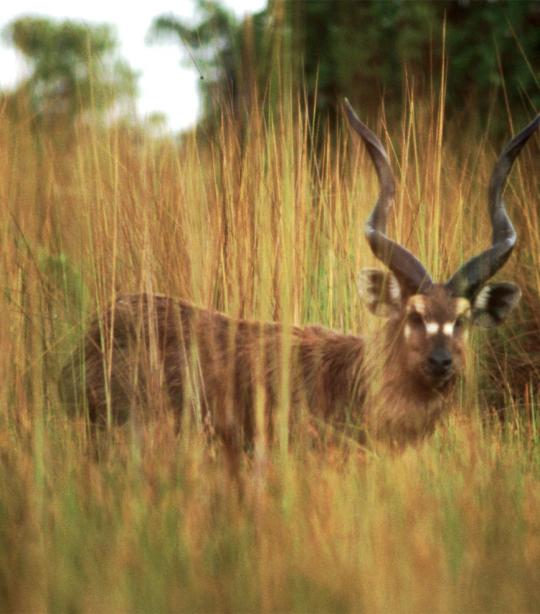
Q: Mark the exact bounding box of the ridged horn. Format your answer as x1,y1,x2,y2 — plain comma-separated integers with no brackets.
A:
344,98,433,296
446,114,540,299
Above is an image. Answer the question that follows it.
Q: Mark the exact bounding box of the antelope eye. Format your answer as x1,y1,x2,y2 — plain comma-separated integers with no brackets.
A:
408,312,424,327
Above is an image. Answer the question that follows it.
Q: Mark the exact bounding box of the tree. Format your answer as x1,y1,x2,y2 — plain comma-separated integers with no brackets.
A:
2,16,137,125
150,0,540,132
285,0,540,127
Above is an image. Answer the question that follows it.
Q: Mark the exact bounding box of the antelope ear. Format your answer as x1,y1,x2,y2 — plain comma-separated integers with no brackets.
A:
472,282,521,328
357,268,402,317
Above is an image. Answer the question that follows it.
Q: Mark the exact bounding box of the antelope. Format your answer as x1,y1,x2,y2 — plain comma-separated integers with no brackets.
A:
60,102,539,452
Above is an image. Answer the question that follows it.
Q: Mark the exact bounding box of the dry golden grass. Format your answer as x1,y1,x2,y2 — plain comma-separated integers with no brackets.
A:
0,87,539,612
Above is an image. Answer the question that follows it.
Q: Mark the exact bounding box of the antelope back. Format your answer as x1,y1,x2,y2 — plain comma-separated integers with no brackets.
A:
60,293,366,444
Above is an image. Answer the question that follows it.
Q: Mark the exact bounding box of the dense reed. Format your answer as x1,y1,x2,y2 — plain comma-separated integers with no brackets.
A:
0,86,539,612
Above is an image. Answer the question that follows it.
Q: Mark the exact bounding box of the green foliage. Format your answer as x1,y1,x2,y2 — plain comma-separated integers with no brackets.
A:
3,16,137,124
153,0,539,131
286,0,540,126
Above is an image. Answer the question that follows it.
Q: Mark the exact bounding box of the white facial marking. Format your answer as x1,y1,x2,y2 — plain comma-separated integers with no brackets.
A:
443,322,454,336
425,321,440,336
456,298,471,315
404,324,412,340
409,296,426,315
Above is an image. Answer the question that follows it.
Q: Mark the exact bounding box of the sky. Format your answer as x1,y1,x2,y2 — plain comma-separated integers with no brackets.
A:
0,0,266,131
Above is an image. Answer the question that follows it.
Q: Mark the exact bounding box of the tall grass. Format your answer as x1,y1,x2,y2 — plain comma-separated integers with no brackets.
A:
0,84,539,612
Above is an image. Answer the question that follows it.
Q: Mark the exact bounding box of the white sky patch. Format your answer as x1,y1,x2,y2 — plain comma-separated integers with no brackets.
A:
0,0,266,131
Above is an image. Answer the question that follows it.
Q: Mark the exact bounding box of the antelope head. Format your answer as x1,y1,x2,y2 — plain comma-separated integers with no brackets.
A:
345,100,539,393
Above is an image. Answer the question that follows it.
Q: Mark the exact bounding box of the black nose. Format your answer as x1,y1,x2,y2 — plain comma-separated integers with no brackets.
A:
427,349,453,376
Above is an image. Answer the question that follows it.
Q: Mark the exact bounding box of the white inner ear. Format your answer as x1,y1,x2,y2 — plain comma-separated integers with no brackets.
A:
474,286,492,311
357,269,402,317
357,270,377,300
357,269,400,301
387,275,401,303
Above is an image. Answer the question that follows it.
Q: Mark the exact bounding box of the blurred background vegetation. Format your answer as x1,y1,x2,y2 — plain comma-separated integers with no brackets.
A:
2,16,137,128
149,0,540,134
2,0,539,135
